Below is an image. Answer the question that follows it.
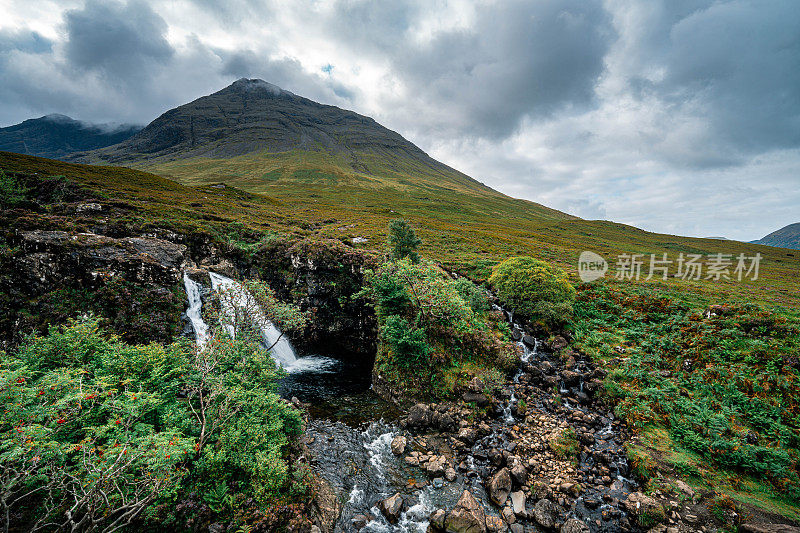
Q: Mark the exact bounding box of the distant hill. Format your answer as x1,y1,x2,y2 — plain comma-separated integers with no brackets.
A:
751,223,800,250
0,115,141,160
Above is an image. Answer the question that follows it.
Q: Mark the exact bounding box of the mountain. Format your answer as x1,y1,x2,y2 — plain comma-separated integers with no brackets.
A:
72,78,498,198
751,223,800,250
0,114,141,160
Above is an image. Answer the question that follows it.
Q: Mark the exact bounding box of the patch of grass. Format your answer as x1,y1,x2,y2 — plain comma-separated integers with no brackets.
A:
549,427,580,461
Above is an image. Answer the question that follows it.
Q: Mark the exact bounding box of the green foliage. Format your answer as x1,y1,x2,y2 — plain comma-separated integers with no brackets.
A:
0,316,303,530
365,259,515,399
453,277,490,312
548,428,579,460
387,219,422,263
488,256,575,330
0,170,28,207
571,282,800,503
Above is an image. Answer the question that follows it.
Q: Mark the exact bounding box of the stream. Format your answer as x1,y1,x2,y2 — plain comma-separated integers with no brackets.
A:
183,271,637,532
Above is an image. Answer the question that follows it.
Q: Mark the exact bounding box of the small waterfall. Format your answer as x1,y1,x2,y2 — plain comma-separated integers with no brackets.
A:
208,272,298,368
183,272,210,347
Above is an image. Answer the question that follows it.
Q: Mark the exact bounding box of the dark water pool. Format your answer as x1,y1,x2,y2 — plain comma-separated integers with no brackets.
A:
278,355,401,425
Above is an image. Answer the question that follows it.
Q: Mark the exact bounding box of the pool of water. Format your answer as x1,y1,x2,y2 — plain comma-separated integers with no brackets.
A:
278,354,401,425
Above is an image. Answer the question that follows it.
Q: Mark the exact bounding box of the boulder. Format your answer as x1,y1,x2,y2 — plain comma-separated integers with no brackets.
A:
408,404,432,427
426,455,448,476
533,499,560,529
560,518,590,533
379,493,404,524
510,491,526,517
623,492,665,527
429,509,446,531
391,436,407,456
487,468,512,506
445,490,487,533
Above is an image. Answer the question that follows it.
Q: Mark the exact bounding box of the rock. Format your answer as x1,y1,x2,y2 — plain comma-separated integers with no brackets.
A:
550,336,568,350
738,525,800,533
561,518,590,533
391,435,407,455
351,514,369,530
429,509,446,531
208,523,224,533
487,468,512,506
522,335,537,348
510,491,526,516
508,458,528,486
408,404,432,427
531,480,550,500
509,525,524,533
445,467,458,482
379,493,404,524
457,427,479,445
485,515,507,532
445,490,487,533
463,392,489,406
310,527,321,533
426,455,448,476
533,499,560,529
674,479,695,498
623,492,665,527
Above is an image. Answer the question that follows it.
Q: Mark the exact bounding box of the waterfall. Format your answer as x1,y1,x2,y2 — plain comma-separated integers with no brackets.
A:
208,272,298,368
183,272,210,347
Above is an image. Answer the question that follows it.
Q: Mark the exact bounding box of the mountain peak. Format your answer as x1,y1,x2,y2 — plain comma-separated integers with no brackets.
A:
227,78,286,96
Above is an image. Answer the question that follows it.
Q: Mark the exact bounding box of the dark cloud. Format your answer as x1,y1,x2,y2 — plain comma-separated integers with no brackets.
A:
64,0,174,83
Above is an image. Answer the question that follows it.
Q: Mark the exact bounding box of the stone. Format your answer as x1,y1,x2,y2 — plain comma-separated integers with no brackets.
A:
485,515,508,532
510,491,526,516
508,459,528,486
426,455,448,476
429,509,446,531
351,515,369,530
673,479,695,498
445,467,458,482
445,490,487,533
379,493,404,524
561,518,591,533
533,499,561,529
623,492,665,527
510,525,524,533
391,435,407,456
457,427,479,445
487,468,512,506
408,404,432,427
463,392,489,406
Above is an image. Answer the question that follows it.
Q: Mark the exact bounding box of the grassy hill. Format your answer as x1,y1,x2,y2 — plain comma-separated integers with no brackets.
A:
2,151,798,314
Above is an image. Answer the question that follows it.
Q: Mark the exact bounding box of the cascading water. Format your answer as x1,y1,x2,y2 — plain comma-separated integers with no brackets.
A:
183,272,210,347
208,271,298,368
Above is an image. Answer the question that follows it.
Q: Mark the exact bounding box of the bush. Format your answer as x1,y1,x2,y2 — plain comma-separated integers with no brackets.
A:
0,316,303,530
0,170,28,208
366,259,516,399
488,256,575,328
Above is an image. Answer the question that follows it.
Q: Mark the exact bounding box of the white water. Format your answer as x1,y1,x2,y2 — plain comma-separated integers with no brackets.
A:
208,271,298,368
183,273,210,347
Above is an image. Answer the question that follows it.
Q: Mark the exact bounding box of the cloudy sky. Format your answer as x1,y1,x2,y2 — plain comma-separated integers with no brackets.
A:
1,0,798,241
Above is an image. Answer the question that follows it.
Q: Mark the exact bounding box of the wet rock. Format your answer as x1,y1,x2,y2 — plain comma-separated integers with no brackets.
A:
379,493,404,524
487,468,512,506
522,335,537,348
550,336,568,351
426,455,448,476
457,427,479,445
561,518,590,533
508,459,527,486
391,435,407,455
533,499,561,529
445,490,487,533
445,467,458,482
351,514,369,530
623,492,665,527
429,509,446,531
408,404,432,427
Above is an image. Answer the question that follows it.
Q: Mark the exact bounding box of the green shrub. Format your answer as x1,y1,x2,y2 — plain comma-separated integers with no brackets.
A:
0,316,303,530
548,427,579,460
0,170,28,207
387,219,422,263
454,277,490,312
488,256,575,329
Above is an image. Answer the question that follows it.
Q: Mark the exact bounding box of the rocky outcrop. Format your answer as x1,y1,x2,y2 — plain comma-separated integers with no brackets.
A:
0,230,186,346
444,491,487,533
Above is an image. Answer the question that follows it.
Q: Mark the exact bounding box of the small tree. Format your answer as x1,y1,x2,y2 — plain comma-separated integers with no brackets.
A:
387,219,422,263
488,256,575,329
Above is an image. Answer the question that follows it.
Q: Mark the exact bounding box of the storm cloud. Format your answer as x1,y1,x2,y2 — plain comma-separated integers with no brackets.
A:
0,0,797,240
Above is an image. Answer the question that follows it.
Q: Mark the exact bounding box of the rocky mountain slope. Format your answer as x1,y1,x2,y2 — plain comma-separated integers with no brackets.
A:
751,222,800,250
0,114,141,160
71,78,499,198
